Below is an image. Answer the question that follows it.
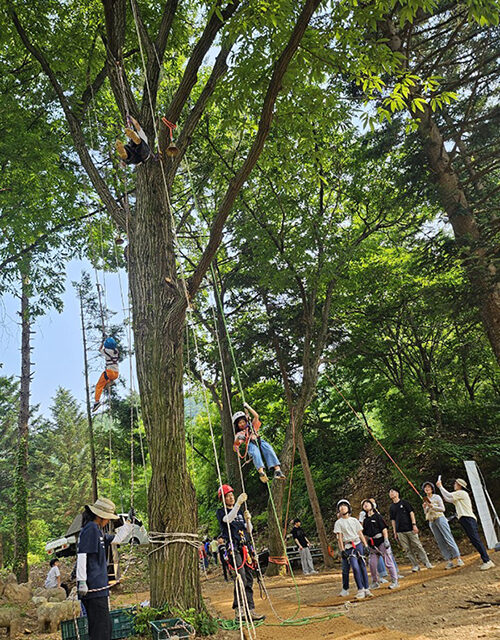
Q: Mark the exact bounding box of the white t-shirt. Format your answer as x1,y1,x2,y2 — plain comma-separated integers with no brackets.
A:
334,517,363,545
45,565,60,589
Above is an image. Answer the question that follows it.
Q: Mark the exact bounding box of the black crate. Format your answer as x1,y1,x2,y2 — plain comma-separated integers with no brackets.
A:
150,618,195,640
110,607,136,640
60,616,89,640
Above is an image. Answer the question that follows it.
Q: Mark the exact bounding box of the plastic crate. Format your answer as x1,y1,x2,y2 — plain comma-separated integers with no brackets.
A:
150,618,195,640
60,616,89,640
110,607,136,639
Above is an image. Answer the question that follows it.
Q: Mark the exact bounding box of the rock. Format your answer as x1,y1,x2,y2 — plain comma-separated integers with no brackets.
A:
4,583,32,605
0,605,22,639
5,574,17,585
46,587,66,602
32,588,46,597
31,597,48,606
37,601,80,634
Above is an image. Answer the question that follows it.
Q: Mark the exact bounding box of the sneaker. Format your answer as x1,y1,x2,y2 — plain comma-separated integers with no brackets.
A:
273,469,286,480
411,565,420,572
355,590,365,599
310,570,319,574
338,589,349,597
379,577,389,584
124,127,141,144
388,581,399,589
258,471,269,483
397,573,405,579
445,561,454,570
425,563,435,569
479,560,495,571
369,582,380,589
92,401,101,412
364,589,373,597
115,140,128,160
250,610,265,621
456,558,464,567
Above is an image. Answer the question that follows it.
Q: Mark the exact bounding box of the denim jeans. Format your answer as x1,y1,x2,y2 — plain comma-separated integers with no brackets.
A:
459,516,490,563
248,438,280,470
429,517,461,560
343,543,369,590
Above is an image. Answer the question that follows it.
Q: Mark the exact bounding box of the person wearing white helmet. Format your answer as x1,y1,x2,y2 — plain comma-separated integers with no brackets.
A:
334,499,372,599
232,402,285,483
437,476,494,571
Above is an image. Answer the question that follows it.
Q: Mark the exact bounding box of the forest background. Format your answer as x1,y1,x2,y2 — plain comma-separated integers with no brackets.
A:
0,0,498,609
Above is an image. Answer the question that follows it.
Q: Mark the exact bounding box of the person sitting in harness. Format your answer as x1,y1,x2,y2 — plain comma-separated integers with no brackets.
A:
216,484,265,623
232,402,286,483
115,116,152,166
92,338,119,412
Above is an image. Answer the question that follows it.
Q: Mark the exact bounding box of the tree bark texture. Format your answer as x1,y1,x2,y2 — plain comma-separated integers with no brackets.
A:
79,293,99,502
13,277,30,583
296,431,334,568
127,164,200,608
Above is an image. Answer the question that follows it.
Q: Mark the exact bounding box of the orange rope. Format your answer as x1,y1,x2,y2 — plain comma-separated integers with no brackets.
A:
326,374,423,500
268,555,289,565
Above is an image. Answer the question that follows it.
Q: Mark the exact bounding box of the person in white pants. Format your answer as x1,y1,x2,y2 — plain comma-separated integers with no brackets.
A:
291,519,318,575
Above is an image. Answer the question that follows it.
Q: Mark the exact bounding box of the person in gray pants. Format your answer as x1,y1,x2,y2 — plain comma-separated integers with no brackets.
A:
291,518,318,575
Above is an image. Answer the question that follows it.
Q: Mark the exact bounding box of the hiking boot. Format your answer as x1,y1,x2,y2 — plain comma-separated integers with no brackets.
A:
258,470,268,483
479,560,495,571
250,610,265,621
273,469,286,480
369,581,380,589
456,558,464,567
389,581,399,590
92,401,101,412
355,590,365,599
445,561,454,569
411,565,420,572
115,140,128,160
364,589,373,597
338,589,349,597
124,127,141,144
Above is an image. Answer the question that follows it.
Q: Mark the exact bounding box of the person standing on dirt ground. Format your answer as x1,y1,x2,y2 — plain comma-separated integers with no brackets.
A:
217,537,229,582
334,499,373,599
422,481,463,569
436,477,494,571
359,499,402,582
361,499,399,590
209,537,219,566
292,518,318,576
389,488,434,572
76,499,134,640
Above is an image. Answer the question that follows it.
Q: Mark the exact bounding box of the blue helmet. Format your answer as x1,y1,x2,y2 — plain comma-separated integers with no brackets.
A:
104,337,117,349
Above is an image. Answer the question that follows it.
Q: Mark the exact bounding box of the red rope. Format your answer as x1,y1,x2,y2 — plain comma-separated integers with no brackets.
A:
326,375,423,500
161,117,177,141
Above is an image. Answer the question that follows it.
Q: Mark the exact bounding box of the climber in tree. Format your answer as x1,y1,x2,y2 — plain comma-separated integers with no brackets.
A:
115,116,152,166
233,402,286,483
92,337,119,412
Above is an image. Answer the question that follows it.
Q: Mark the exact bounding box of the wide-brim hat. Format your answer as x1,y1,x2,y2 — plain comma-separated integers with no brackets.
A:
87,497,120,520
455,478,468,489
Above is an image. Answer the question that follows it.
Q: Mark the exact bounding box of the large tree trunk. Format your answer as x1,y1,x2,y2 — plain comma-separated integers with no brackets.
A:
79,293,98,501
296,431,334,568
128,164,200,609
13,275,30,583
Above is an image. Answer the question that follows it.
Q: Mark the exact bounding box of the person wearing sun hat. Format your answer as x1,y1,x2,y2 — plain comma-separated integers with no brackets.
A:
76,498,134,640
436,476,494,571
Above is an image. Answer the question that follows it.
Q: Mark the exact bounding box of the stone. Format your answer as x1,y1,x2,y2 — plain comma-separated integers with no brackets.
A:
37,600,80,634
3,583,32,605
0,606,22,639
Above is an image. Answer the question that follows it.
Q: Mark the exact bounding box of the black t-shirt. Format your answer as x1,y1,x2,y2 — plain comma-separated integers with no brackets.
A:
77,521,113,599
362,512,387,538
216,507,249,547
292,526,308,548
389,499,415,533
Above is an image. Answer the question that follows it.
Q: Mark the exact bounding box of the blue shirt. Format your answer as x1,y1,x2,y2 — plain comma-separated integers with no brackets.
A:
78,521,114,599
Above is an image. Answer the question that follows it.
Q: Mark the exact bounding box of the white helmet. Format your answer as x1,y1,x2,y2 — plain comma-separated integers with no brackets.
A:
232,411,246,426
337,499,351,513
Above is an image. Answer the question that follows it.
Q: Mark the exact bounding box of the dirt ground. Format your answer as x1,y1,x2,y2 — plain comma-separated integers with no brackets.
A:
13,551,500,640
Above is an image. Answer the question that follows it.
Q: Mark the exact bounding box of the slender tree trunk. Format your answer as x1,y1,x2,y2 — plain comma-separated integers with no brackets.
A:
79,293,98,501
0,531,3,569
128,164,200,609
296,431,334,568
13,275,30,582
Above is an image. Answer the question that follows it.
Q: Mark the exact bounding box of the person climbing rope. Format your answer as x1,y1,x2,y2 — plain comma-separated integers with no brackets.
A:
232,402,285,483
361,499,399,590
334,499,372,600
92,337,119,412
76,498,134,640
216,484,265,623
436,476,494,571
115,116,152,166
421,481,463,569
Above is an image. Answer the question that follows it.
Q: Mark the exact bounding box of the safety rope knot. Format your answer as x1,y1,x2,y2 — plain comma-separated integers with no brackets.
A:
147,531,200,555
